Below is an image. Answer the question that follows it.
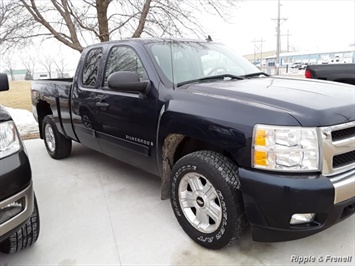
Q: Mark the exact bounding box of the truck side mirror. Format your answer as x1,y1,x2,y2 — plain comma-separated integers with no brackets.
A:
0,73,10,92
107,71,150,95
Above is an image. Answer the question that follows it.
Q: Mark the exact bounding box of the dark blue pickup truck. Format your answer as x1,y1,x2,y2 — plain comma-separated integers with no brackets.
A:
0,73,40,254
31,38,355,249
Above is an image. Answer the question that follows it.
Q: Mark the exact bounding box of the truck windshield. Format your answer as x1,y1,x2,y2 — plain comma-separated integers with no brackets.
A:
145,41,261,86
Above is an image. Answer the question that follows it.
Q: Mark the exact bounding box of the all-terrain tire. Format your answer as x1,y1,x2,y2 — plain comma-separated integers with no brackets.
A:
170,150,248,249
42,115,72,159
0,196,40,254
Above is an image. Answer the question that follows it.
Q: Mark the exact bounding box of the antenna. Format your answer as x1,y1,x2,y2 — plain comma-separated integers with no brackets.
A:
169,38,175,89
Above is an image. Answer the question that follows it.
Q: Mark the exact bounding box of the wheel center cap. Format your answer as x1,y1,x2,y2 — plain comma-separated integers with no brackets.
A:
196,196,205,207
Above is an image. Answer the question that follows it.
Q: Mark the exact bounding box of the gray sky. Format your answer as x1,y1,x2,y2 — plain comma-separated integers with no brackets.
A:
1,0,354,73
204,0,355,54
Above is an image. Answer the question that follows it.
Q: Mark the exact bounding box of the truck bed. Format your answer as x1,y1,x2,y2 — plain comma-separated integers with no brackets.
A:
31,78,76,140
305,63,355,85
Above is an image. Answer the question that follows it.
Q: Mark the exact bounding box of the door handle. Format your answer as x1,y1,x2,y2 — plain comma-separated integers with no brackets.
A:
96,102,110,107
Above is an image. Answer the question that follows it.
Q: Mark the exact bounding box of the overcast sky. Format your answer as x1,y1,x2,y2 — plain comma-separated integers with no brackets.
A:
204,0,355,54
41,0,355,71
1,0,354,73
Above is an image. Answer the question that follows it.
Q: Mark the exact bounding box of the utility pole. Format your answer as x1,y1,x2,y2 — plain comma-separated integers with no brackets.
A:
252,38,265,67
272,0,287,75
280,30,292,52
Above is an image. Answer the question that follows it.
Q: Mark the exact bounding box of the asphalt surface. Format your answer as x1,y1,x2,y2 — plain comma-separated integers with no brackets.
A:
1,139,354,265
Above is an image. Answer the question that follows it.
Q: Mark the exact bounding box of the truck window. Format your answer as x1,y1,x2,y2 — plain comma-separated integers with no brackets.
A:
146,42,260,85
103,46,148,87
82,48,103,87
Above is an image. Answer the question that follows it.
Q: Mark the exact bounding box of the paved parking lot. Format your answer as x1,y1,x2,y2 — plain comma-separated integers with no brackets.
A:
1,139,354,265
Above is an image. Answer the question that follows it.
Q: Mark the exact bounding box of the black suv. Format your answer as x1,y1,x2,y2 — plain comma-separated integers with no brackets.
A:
0,73,40,253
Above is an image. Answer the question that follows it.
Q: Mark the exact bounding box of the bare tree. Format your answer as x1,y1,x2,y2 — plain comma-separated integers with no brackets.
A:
54,56,68,78
21,54,37,80
40,55,55,78
6,0,241,53
2,53,18,81
0,0,50,51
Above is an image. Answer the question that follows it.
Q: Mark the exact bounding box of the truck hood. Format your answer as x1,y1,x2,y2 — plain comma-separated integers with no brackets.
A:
183,77,355,127
0,105,12,122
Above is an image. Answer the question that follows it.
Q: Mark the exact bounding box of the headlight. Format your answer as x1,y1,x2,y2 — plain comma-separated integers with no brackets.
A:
0,121,21,159
252,124,320,172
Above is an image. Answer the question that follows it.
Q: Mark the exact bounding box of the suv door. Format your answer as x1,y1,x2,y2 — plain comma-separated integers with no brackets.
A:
94,45,158,173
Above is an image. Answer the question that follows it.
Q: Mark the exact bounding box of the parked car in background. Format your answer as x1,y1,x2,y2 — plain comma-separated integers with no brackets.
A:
290,62,302,69
305,63,355,85
0,73,40,254
298,63,308,70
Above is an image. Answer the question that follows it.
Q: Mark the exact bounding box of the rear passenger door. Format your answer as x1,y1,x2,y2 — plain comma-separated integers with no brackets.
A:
71,46,103,152
94,45,158,173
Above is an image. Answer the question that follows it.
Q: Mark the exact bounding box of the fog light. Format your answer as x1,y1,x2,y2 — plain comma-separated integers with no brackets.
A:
0,198,25,224
290,213,315,225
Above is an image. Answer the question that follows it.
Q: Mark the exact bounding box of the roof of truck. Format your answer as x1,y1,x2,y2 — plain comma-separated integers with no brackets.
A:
84,37,214,49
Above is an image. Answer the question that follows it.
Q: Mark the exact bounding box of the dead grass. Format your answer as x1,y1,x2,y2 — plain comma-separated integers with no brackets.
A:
0,81,32,112
0,80,38,139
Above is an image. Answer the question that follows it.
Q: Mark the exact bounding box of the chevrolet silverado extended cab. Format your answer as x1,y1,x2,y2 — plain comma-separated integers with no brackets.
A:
305,63,355,85
0,73,40,254
31,39,355,249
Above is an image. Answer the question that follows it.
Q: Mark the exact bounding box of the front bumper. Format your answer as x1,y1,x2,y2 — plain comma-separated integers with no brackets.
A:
0,148,32,202
0,182,34,242
239,168,355,242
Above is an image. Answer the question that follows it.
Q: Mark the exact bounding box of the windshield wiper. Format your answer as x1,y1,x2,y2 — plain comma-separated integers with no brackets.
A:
238,72,269,78
177,74,244,87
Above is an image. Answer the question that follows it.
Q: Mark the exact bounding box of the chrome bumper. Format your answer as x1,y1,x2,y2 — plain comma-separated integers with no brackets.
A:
0,182,34,237
331,169,355,204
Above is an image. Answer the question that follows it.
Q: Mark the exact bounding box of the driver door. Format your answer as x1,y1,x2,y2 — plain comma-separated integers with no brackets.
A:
93,45,158,173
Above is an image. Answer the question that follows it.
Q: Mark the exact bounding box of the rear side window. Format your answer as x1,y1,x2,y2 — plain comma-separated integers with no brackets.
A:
104,46,148,87
82,48,103,87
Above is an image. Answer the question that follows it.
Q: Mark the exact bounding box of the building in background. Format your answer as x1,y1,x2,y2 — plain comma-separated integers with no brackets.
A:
265,48,355,67
4,69,29,81
243,51,277,67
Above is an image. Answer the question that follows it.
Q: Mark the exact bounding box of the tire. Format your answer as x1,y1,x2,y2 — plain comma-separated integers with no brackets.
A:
170,150,248,249
42,115,72,159
0,196,40,254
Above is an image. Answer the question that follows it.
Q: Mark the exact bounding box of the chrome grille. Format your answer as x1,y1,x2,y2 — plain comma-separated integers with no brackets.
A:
333,150,355,168
320,121,355,176
332,127,355,142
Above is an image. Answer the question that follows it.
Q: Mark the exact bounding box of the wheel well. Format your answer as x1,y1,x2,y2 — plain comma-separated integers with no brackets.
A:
36,100,52,139
174,137,228,163
160,134,237,200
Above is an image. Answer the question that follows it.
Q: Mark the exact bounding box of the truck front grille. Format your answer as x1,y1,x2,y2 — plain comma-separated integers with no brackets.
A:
331,126,355,142
333,150,355,168
321,121,355,176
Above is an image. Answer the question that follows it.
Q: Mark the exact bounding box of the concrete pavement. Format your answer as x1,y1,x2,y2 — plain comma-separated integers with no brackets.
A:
1,139,354,265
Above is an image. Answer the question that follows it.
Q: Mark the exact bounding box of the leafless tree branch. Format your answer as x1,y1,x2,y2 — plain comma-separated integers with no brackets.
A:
1,0,241,53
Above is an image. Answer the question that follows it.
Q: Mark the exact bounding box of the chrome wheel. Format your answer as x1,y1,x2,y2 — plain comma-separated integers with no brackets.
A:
44,124,55,152
178,172,222,234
